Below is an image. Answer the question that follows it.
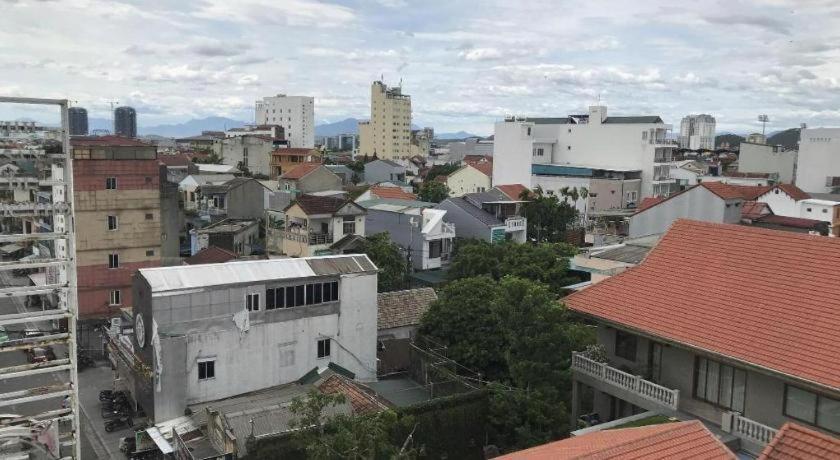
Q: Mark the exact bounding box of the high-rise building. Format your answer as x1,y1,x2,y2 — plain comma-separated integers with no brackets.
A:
679,114,716,150
70,136,161,320
114,106,137,138
255,94,314,148
68,106,88,136
358,81,412,160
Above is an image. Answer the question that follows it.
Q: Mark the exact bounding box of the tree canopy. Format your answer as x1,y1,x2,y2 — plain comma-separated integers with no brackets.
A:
418,276,595,451
424,163,460,182
447,239,578,295
520,186,579,243
417,180,450,203
359,232,408,292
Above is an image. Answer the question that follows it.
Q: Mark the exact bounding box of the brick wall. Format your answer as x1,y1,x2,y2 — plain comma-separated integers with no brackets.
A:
77,260,159,317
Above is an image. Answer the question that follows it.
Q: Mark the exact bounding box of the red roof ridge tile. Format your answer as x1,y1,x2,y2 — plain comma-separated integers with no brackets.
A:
760,422,840,459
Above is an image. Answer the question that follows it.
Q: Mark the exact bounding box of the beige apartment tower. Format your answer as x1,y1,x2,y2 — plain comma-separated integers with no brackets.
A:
358,81,412,160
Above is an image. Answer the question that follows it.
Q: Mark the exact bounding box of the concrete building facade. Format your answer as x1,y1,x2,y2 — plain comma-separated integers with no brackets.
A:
679,114,716,150
218,135,276,178
71,136,161,318
114,106,137,138
68,106,88,136
358,81,412,160
493,106,678,198
739,142,797,184
795,127,840,193
255,94,315,148
115,255,379,423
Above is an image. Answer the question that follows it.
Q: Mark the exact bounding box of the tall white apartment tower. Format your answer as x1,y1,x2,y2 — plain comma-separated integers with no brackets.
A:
358,81,412,160
679,114,716,150
796,127,840,193
255,94,315,148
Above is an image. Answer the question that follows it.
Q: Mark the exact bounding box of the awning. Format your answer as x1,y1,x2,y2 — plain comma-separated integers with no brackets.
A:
145,427,174,455
0,244,23,254
28,272,46,286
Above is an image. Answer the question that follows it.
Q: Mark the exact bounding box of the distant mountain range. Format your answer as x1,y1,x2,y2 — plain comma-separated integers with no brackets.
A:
715,128,800,150
315,118,362,137
436,131,480,140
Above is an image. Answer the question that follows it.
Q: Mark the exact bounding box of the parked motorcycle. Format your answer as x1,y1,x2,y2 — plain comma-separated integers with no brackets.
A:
104,414,133,432
99,390,118,401
77,352,95,370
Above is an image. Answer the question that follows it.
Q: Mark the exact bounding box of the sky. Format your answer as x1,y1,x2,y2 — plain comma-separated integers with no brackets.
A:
2,0,840,135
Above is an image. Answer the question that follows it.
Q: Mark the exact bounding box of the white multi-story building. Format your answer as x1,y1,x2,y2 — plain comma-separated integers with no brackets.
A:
678,114,716,150
796,127,840,193
358,81,412,160
493,106,678,198
738,142,797,184
113,255,379,423
255,94,315,148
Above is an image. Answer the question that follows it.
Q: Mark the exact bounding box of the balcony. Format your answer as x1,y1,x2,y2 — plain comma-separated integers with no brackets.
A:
721,411,778,454
505,217,527,232
572,352,679,410
283,231,334,245
649,138,679,147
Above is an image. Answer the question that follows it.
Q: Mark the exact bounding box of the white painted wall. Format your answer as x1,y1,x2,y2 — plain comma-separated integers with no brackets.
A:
446,165,491,196
756,189,799,217
798,199,837,223
796,128,840,193
532,175,590,213
628,186,737,238
256,95,315,148
492,121,533,187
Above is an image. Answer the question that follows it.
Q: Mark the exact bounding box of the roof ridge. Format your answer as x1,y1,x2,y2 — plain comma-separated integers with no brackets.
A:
580,421,725,459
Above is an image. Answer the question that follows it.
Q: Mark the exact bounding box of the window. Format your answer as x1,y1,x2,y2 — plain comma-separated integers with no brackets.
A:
107,215,118,231
145,249,155,257
532,147,544,157
108,253,119,269
429,240,442,259
342,216,356,235
109,290,121,306
694,357,746,412
105,177,117,189
198,359,215,380
567,145,571,150
614,330,637,361
807,208,813,212
246,293,260,311
823,208,828,213
317,338,331,359
295,285,305,305
306,284,314,304
145,213,153,220
784,385,840,432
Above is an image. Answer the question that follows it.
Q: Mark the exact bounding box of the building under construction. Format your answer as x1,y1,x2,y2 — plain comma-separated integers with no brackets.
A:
0,97,80,459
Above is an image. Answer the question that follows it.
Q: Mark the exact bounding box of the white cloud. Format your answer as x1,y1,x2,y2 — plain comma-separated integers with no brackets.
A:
194,0,355,27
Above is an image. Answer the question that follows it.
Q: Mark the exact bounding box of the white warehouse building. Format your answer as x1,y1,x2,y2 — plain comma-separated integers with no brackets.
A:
113,255,379,423
255,94,315,148
493,106,678,198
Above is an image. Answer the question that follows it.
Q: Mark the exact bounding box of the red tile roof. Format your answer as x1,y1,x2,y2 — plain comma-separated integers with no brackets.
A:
472,161,493,178
741,201,772,220
760,423,840,460
288,194,361,215
183,246,237,265
70,135,151,147
701,181,771,200
637,196,666,212
280,162,321,180
566,219,840,390
757,214,824,229
762,184,812,201
316,374,388,415
495,184,530,200
497,421,734,460
158,153,193,167
463,154,492,165
272,148,318,156
369,186,416,200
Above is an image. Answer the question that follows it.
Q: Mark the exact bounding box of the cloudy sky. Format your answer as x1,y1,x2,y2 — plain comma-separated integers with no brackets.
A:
2,0,840,135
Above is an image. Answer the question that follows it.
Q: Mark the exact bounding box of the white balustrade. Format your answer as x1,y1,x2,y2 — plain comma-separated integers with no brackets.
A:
572,352,679,410
730,413,778,446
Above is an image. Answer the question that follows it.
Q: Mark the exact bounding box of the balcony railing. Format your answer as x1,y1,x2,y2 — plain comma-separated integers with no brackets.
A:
505,217,527,231
722,411,778,447
572,352,679,410
283,231,333,245
650,138,679,146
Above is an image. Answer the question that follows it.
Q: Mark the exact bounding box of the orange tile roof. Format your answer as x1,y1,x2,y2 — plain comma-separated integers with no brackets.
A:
280,162,321,180
741,201,771,220
316,374,388,415
495,184,530,200
183,246,237,265
770,184,812,201
369,186,416,200
700,181,771,200
497,421,734,460
472,161,493,177
565,219,840,390
637,196,666,212
760,423,840,459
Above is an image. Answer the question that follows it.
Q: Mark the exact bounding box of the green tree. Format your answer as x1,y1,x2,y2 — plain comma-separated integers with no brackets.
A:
192,151,223,164
418,180,450,203
521,186,579,243
447,240,577,295
288,389,419,459
359,232,408,292
418,276,595,451
424,163,460,182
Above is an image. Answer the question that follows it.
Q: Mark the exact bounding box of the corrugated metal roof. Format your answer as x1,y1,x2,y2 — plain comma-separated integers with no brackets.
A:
139,255,377,295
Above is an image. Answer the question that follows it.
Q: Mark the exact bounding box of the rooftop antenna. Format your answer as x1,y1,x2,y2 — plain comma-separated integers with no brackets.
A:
758,114,769,136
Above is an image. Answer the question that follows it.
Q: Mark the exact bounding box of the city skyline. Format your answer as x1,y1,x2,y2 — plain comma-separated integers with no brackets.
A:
2,0,840,135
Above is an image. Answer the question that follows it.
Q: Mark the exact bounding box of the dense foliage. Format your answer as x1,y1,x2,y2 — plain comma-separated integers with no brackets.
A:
419,276,595,451
520,186,579,243
423,163,460,182
359,232,408,292
417,181,450,203
447,239,578,295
